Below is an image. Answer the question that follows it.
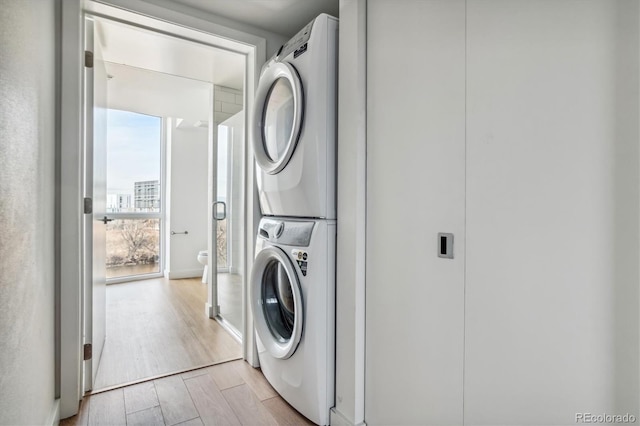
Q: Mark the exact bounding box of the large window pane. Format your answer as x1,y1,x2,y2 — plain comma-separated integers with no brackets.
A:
106,219,160,279
106,110,162,214
105,109,163,280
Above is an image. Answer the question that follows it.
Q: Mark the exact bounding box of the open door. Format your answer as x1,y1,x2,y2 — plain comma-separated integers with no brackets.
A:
83,17,108,392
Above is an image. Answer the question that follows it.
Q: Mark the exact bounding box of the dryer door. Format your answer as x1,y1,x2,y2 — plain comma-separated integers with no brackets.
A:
252,62,304,175
251,245,303,359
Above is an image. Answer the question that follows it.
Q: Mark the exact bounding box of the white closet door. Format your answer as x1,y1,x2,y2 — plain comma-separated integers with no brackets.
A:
365,1,466,424
465,1,639,424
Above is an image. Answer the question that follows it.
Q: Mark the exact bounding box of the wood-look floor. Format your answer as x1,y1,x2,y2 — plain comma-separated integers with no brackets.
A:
62,360,314,426
94,277,242,390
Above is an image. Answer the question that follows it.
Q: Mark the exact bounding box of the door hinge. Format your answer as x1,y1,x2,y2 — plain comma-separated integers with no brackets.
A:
83,343,92,361
84,50,94,68
84,197,92,214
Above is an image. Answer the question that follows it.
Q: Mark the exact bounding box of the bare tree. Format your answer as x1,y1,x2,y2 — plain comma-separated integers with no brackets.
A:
217,219,227,267
120,220,155,262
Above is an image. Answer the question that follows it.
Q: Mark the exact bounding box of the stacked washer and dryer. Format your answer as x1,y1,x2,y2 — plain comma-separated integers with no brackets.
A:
249,14,338,426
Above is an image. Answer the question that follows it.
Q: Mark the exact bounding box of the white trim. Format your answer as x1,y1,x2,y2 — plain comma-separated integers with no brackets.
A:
60,0,84,419
205,302,216,318
243,31,263,370
335,0,367,425
46,399,61,426
85,0,266,55
164,268,203,280
90,0,285,54
60,0,265,417
108,273,164,285
330,407,367,426
160,107,168,277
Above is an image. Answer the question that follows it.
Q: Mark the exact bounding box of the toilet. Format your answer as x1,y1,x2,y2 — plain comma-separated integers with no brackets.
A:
197,250,208,283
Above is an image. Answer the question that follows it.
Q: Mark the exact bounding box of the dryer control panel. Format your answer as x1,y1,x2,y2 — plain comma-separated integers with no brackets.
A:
277,19,314,62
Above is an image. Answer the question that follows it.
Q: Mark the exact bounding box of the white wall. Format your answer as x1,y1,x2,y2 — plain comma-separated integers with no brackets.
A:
0,0,59,424
214,85,244,123
464,1,639,423
163,86,244,279
106,63,211,123
165,120,209,278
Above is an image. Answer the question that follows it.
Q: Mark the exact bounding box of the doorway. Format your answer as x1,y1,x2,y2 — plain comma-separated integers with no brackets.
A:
60,0,265,417
84,14,248,392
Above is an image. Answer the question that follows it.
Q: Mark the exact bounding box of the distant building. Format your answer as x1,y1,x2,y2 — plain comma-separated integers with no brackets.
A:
106,193,132,212
134,180,160,210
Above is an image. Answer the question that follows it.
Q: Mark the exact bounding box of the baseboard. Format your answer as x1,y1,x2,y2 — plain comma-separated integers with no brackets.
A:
47,399,60,426
330,408,366,426
206,303,215,318
166,268,203,280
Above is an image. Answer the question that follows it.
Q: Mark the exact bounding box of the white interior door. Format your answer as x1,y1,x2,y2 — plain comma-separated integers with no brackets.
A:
83,17,108,392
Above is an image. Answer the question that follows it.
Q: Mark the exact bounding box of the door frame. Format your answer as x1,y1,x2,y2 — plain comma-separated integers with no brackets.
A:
59,0,265,418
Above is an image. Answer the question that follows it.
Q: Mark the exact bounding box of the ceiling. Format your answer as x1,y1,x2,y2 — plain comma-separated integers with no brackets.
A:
97,18,245,90
104,62,212,122
170,0,339,37
94,0,339,118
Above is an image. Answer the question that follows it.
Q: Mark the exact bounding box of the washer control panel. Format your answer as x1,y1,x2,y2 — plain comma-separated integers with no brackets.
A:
291,249,309,276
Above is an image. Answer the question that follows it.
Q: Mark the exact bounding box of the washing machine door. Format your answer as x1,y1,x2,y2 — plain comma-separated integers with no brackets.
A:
252,62,304,175
251,246,303,359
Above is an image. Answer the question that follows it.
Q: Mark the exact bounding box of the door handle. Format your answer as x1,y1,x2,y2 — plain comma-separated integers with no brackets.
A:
101,216,114,225
213,201,226,221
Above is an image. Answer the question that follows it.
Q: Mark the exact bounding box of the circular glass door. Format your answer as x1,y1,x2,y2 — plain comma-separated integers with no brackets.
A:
263,78,294,162
251,246,303,359
252,62,304,175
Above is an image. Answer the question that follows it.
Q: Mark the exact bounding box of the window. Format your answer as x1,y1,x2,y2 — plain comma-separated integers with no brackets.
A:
106,109,163,279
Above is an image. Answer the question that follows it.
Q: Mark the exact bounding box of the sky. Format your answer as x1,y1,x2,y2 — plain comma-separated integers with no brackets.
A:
107,109,161,195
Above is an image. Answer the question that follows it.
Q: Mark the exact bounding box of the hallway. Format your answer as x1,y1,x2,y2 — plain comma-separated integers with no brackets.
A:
94,277,241,390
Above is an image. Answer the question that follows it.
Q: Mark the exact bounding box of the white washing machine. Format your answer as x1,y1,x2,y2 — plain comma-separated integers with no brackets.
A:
250,217,336,425
252,14,338,219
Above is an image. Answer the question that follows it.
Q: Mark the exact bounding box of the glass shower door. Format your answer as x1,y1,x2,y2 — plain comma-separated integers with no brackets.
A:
215,112,245,338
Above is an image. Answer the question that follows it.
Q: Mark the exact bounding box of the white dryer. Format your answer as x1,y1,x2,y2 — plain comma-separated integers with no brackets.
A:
250,217,336,425
252,14,338,219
